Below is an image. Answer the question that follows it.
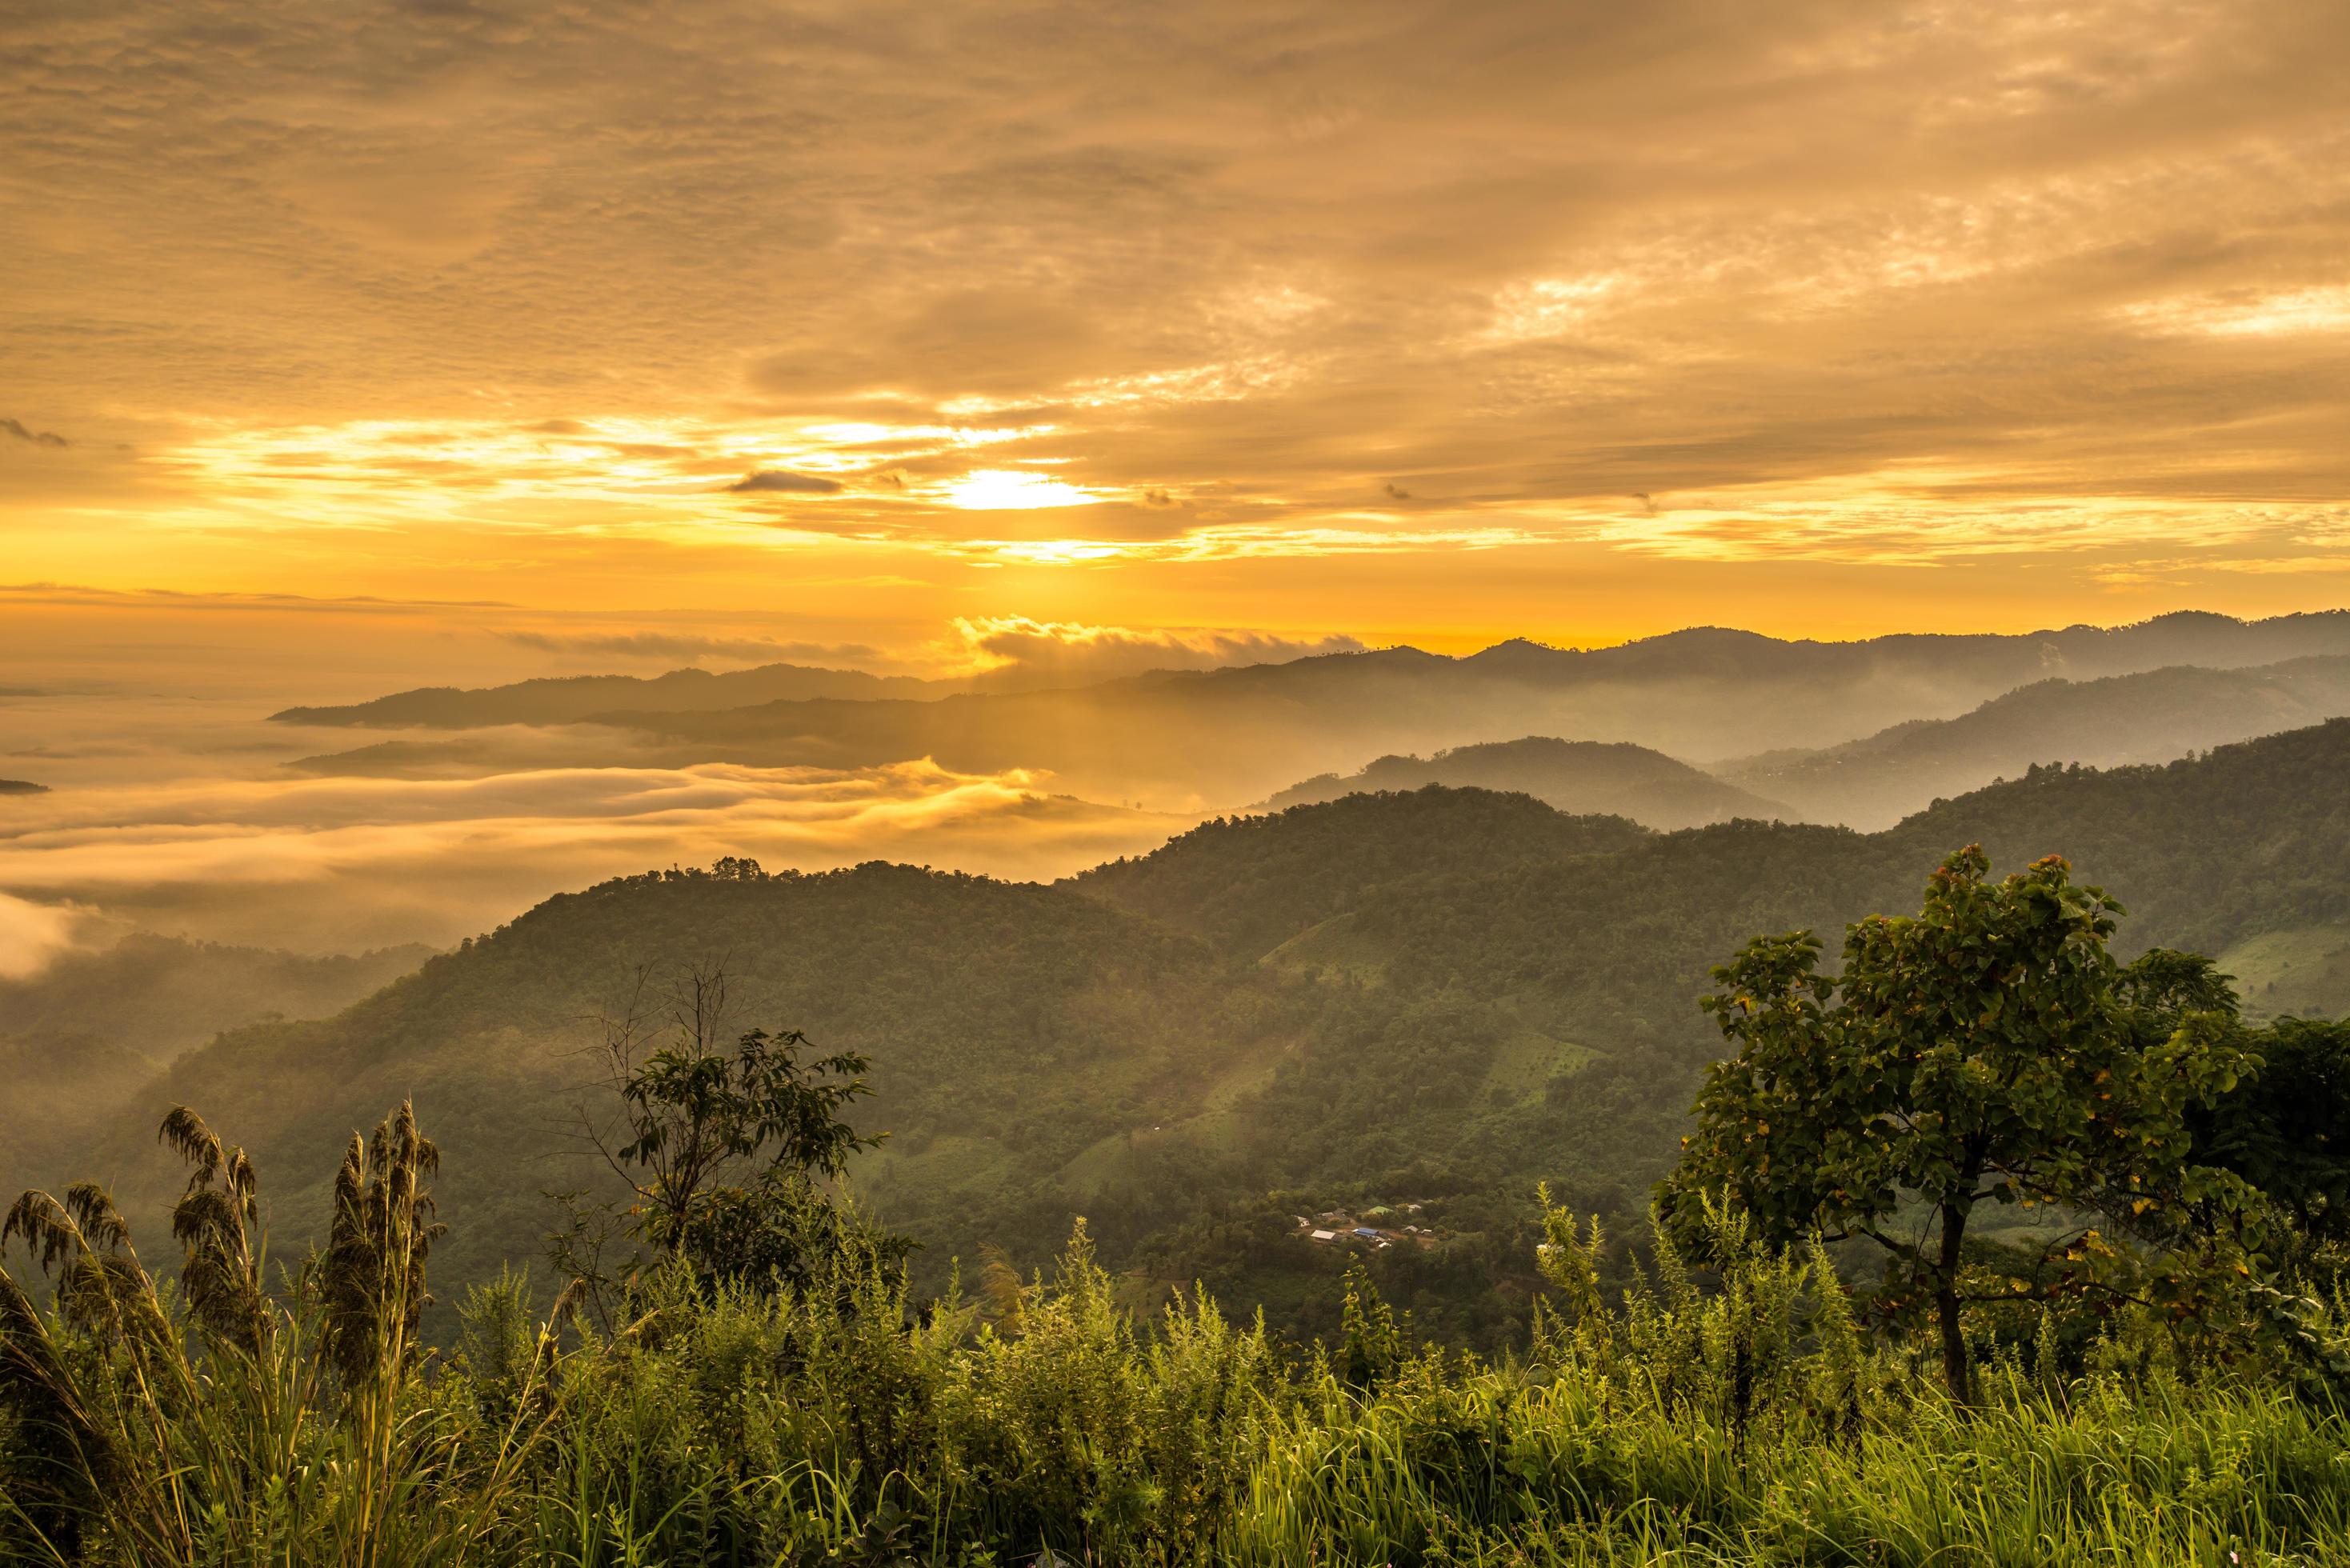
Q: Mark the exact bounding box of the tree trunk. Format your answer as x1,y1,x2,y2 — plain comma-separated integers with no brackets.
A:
1936,1199,1972,1406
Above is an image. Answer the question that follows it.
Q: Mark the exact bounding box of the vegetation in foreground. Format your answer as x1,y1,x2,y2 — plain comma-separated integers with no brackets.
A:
3,848,2349,1566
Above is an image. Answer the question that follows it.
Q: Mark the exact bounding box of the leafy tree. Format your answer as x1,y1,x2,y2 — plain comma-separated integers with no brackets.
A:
2200,1016,2350,1250
1663,846,2254,1402
570,962,899,1298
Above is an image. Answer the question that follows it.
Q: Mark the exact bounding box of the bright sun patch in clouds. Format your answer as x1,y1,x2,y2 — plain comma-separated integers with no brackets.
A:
940,470,1103,510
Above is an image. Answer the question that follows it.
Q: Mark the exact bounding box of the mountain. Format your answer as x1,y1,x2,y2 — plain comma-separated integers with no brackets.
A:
544,611,2350,806
1715,657,2350,828
1259,738,1791,830
1067,787,1651,959
269,661,957,728
32,720,2350,1346
266,612,2350,807
52,866,1278,1310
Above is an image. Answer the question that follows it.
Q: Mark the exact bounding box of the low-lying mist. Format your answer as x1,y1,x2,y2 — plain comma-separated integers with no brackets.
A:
0,748,1189,957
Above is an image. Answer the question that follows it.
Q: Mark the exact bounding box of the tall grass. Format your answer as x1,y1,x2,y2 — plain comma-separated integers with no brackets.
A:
6,1114,2349,1566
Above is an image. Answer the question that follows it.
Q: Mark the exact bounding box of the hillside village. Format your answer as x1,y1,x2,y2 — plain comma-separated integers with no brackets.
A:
1295,1201,1443,1251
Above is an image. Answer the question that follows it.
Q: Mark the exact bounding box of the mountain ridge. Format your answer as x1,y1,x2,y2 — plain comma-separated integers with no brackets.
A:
1258,737,1792,830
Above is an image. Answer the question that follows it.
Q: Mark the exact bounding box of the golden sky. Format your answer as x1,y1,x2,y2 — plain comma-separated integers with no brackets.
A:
5,0,2350,665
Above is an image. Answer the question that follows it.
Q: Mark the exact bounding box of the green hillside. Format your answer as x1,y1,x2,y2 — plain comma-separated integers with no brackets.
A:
1066,786,1650,958
42,721,2350,1348
59,864,1284,1313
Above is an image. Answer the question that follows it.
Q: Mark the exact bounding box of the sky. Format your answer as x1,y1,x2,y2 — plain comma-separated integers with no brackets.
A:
5,0,2348,665
3,0,2349,961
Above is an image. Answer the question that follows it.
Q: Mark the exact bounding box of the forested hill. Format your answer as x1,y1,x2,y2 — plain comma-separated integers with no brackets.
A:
1289,721,2350,1068
1258,737,1789,830
34,719,2350,1348
1064,788,1650,959
1717,656,2350,828
47,864,1274,1312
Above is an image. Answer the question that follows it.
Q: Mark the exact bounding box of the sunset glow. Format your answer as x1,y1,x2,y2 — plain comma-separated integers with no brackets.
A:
0,0,2342,664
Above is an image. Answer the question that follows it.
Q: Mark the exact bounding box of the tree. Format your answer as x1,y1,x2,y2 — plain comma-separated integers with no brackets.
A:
2198,1015,2350,1250
568,962,899,1297
1662,846,2253,1402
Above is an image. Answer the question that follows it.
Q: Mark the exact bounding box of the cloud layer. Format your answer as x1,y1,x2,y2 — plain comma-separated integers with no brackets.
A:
2,0,2346,628
0,757,1190,954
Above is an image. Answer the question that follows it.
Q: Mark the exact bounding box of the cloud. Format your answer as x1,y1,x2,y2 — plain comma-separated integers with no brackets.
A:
4,0,2349,610
2,418,70,450
499,630,885,666
0,760,1190,952
0,582,514,613
0,893,87,979
726,470,846,495
949,617,1366,685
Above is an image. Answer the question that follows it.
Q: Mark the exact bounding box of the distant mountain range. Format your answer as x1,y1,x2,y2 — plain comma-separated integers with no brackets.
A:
28,717,2350,1344
1260,738,1791,830
1715,655,2350,829
270,662,956,727
271,611,2350,810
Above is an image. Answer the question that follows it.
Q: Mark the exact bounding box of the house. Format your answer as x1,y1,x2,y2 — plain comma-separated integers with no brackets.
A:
1311,1230,1338,1243
1351,1226,1380,1239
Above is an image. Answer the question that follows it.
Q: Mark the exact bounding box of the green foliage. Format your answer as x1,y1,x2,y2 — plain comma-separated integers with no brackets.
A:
560,962,914,1317
0,1103,570,1568
1665,846,2257,1399
11,1090,2350,1563
322,1102,445,1393
609,1022,882,1256
2200,1015,2350,1247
